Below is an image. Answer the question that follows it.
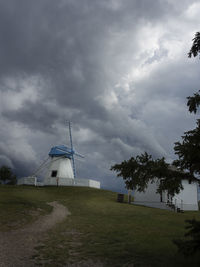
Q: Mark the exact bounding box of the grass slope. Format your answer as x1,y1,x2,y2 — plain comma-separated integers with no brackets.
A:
0,185,200,266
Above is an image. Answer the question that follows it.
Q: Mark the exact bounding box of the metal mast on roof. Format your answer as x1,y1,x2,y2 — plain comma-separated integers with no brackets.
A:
68,121,76,178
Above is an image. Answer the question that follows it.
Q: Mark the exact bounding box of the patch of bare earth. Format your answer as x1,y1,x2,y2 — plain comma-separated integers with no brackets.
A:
0,201,70,267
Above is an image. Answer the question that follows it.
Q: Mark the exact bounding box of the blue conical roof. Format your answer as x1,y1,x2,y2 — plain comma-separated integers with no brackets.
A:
49,145,73,158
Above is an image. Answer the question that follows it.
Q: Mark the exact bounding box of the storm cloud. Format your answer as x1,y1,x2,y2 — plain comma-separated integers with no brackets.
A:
0,0,199,191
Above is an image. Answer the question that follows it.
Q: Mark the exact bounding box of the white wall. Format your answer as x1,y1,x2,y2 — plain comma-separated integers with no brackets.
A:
172,180,198,211
45,177,74,186
89,179,100,189
74,178,89,187
134,179,199,211
45,177,100,189
18,176,100,189
17,176,36,186
134,180,161,202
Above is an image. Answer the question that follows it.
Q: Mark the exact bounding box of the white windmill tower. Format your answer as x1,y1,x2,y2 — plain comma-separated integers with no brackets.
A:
44,122,84,185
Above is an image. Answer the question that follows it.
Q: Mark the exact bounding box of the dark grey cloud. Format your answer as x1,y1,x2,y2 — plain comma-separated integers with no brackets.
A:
0,0,200,191
3,100,59,133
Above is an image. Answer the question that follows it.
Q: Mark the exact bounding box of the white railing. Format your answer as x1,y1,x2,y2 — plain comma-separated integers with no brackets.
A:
165,195,183,212
173,196,183,212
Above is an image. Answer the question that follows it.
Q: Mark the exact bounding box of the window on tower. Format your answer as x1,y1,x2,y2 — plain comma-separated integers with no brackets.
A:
51,170,57,177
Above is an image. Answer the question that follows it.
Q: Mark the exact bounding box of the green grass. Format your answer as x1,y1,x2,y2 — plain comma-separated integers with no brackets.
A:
0,185,200,266
0,185,53,231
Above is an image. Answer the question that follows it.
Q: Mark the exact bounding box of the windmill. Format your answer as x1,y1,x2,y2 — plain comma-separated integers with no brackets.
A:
18,122,101,189
43,122,84,184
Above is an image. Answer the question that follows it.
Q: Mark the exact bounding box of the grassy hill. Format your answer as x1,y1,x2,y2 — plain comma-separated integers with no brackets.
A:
0,185,200,266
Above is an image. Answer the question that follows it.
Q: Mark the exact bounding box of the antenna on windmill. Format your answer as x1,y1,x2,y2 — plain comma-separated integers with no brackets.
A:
68,121,76,178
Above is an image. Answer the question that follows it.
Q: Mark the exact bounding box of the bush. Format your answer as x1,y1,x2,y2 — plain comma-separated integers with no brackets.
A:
174,219,200,256
0,165,17,185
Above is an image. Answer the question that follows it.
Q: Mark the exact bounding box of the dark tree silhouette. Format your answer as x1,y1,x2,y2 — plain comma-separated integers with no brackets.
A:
173,120,200,179
173,32,200,256
187,32,200,114
174,219,200,256
174,32,200,177
0,165,17,185
187,92,200,114
188,32,200,58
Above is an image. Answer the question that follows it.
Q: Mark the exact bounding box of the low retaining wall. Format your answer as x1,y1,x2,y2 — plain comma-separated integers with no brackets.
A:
17,176,37,186
17,177,100,189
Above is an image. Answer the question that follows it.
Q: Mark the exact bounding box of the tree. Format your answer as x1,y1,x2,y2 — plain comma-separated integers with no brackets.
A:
173,32,200,256
173,120,200,179
111,152,185,197
111,152,154,192
188,32,200,58
174,219,200,256
187,92,200,114
173,32,200,179
0,165,17,185
187,32,200,114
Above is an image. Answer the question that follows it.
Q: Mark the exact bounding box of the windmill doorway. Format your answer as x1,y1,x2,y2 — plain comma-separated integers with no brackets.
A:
51,170,57,177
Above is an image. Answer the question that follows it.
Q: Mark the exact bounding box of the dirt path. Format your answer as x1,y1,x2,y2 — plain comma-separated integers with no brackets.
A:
0,201,70,267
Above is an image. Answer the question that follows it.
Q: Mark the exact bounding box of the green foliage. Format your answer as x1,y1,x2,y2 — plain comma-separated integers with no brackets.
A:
188,32,200,58
187,32,200,114
173,31,200,258
174,219,200,256
174,31,200,180
0,165,17,185
173,120,200,178
187,91,200,114
110,152,153,192
111,152,184,196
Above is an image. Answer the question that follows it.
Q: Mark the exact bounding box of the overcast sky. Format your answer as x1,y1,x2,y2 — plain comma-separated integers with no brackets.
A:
0,0,199,192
